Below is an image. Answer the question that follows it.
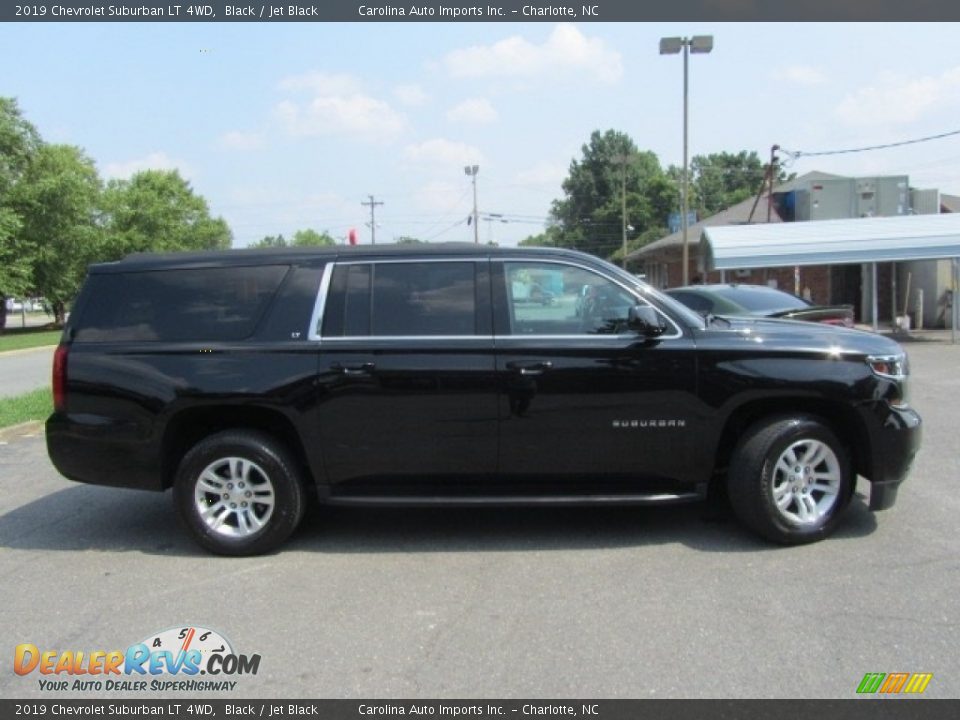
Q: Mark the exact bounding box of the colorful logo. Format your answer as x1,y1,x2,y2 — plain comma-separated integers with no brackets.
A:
857,672,933,695
13,626,260,693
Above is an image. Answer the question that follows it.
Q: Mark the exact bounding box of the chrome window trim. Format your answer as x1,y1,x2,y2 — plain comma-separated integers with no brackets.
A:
495,257,685,340
308,255,685,343
307,263,335,341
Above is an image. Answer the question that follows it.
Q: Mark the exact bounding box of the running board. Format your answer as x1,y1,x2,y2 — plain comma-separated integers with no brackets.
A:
325,492,703,507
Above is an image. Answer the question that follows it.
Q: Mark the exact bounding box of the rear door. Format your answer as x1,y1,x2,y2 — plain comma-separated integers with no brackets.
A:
312,257,498,490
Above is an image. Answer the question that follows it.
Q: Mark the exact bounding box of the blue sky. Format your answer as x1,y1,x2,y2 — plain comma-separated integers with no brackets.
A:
2,21,959,247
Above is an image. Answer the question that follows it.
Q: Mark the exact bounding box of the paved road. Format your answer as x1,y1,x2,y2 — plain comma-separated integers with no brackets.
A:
0,346,53,398
0,343,957,699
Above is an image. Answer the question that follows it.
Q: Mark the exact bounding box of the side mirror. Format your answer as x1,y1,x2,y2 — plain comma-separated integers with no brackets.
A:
628,305,667,338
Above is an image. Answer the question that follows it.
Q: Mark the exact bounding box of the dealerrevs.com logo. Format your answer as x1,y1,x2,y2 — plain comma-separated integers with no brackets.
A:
14,626,261,693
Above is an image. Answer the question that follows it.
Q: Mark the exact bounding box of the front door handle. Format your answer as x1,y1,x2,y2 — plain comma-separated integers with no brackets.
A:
506,361,553,376
331,362,376,376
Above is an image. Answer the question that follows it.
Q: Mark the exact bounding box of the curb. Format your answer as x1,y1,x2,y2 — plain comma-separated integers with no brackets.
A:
0,344,57,358
0,420,44,442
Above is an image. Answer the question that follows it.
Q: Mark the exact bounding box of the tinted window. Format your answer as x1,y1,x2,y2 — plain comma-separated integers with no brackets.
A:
76,265,288,342
504,262,638,335
324,262,477,337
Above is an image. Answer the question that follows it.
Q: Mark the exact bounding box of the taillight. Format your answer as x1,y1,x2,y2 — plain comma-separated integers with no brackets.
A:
52,343,69,412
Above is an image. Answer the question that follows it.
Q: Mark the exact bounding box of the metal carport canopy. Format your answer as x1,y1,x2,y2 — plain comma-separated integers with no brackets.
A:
700,213,960,270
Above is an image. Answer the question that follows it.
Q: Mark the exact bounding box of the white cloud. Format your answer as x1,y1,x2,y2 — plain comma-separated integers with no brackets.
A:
777,65,827,86
413,181,472,218
403,138,484,167
103,152,192,180
276,95,404,142
394,84,428,106
279,71,362,96
836,67,960,126
219,131,264,151
446,98,498,125
275,71,406,142
443,24,622,84
514,161,567,188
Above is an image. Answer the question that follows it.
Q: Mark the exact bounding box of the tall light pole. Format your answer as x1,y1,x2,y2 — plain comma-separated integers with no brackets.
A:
660,35,713,286
464,165,479,244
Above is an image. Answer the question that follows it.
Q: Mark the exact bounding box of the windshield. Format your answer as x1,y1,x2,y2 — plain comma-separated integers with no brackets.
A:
713,286,811,312
602,263,708,328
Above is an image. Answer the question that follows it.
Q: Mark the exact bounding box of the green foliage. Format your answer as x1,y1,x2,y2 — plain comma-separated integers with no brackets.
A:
102,170,231,259
9,144,102,322
291,228,334,247
250,229,335,248
0,329,61,352
0,387,52,429
668,151,789,219
547,129,677,257
251,233,287,248
0,98,41,301
1,98,233,328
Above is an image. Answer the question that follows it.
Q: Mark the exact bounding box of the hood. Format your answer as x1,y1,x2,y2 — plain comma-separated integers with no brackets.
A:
699,315,906,357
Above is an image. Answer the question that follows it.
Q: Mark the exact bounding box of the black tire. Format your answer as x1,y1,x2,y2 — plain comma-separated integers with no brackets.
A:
728,415,853,545
173,430,306,556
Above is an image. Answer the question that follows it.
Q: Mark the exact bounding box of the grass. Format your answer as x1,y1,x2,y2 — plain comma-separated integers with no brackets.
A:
0,387,52,428
0,329,62,353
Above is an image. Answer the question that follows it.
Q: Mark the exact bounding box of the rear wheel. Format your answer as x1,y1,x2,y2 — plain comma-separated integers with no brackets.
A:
173,430,306,555
728,416,853,544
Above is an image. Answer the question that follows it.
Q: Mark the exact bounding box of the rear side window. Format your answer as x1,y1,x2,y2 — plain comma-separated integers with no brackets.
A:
75,265,289,342
323,261,477,337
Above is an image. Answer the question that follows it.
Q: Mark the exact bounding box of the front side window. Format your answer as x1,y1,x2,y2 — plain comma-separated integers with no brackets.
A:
503,262,638,335
323,261,477,337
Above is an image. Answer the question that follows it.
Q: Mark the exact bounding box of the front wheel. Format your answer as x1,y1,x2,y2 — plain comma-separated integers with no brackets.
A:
173,431,306,556
728,416,853,544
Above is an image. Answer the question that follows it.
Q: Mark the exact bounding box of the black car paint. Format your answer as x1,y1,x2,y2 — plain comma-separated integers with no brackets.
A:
46,246,921,511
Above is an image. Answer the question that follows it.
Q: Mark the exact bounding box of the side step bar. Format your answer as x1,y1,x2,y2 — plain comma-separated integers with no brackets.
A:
325,492,703,507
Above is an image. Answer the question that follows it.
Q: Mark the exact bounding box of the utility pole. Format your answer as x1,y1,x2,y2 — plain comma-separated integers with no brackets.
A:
612,154,630,269
361,195,383,244
464,165,480,244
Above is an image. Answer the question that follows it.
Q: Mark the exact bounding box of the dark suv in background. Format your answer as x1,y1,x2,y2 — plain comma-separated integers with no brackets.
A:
47,244,921,555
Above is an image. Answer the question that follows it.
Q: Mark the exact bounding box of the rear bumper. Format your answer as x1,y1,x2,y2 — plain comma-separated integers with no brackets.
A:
46,412,163,491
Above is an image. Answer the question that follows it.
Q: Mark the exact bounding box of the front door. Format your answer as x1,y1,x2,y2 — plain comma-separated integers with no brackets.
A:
493,259,700,489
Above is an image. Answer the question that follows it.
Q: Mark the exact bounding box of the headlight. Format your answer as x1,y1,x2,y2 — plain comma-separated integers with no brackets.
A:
867,354,908,379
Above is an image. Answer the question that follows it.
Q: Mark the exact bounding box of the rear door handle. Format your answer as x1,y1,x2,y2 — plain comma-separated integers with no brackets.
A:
506,361,553,376
331,362,376,376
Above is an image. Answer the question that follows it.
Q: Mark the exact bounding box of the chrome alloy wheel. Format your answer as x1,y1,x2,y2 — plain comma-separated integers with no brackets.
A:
193,457,275,537
771,439,842,525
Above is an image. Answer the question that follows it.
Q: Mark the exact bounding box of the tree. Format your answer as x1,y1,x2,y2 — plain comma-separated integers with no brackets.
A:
102,170,231,259
291,229,334,247
9,144,102,324
250,234,287,248
0,97,42,329
669,151,790,219
547,129,677,258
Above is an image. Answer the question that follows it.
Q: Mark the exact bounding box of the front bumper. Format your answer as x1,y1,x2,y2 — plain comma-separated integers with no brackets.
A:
864,404,922,511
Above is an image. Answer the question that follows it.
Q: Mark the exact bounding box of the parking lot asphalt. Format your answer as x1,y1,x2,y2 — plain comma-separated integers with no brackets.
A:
0,342,957,699
0,345,53,398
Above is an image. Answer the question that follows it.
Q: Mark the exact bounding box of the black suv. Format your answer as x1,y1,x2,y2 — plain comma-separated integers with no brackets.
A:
47,245,921,555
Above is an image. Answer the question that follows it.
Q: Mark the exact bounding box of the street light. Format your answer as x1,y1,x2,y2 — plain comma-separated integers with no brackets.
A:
660,34,713,285
464,165,480,244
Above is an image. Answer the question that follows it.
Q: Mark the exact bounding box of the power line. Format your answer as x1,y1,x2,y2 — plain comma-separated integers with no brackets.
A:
781,128,960,159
